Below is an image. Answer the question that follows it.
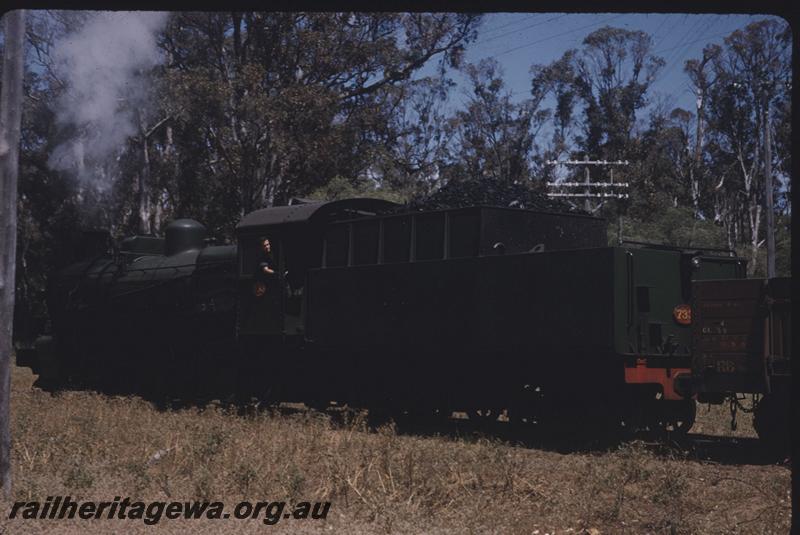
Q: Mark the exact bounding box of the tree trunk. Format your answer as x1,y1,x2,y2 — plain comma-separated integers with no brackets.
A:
0,9,26,497
153,190,163,235
691,91,705,219
726,217,734,253
139,146,152,235
137,112,153,235
690,167,699,218
262,153,279,208
748,203,762,277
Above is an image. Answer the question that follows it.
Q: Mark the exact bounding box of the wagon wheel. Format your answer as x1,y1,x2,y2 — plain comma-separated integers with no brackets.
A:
753,393,790,457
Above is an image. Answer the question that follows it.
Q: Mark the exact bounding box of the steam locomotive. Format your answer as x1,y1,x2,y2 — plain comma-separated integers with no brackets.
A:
16,198,790,447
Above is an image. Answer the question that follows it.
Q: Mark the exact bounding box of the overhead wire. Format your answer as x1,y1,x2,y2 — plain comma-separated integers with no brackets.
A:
659,15,724,98
650,24,701,112
649,16,710,113
477,13,541,38
660,15,708,72
493,13,626,58
651,14,688,56
663,15,726,100
473,13,628,117
648,14,670,45
648,14,687,62
654,15,726,115
477,13,569,47
463,13,748,120
654,28,731,56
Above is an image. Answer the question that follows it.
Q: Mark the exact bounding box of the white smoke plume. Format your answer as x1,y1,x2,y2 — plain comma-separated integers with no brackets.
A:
48,11,169,189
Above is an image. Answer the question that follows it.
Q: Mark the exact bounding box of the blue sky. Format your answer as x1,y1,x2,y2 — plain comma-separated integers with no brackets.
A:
433,13,788,117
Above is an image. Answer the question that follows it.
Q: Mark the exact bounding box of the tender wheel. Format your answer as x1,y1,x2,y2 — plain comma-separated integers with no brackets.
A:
662,399,696,437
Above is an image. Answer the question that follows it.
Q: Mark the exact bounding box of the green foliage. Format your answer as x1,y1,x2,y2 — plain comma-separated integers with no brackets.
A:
445,59,546,185
774,214,791,277
409,175,577,212
154,12,480,218
307,175,410,205
743,214,792,278
613,206,728,250
700,19,791,275
546,26,665,161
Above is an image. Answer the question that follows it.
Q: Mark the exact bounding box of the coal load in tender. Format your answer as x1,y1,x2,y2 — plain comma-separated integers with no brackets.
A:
406,178,585,214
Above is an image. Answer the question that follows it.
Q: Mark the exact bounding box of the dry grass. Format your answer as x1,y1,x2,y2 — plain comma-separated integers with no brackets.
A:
1,365,791,534
690,397,758,438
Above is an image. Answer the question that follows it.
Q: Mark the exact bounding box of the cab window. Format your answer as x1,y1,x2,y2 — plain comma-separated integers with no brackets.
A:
324,225,349,267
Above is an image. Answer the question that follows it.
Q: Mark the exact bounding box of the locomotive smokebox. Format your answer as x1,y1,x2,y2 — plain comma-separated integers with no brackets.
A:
165,219,207,255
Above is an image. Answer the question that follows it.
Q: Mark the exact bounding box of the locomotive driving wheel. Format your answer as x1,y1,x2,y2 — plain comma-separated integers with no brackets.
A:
469,408,500,423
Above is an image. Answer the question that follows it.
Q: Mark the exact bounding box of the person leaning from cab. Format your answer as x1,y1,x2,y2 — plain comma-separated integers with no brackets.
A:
257,236,276,279
252,237,276,299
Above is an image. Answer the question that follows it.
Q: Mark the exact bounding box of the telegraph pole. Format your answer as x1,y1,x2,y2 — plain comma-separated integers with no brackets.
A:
545,157,630,243
1,9,26,497
762,86,776,278
582,155,591,212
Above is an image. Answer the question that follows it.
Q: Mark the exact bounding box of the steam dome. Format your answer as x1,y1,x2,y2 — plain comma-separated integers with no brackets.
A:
164,219,206,255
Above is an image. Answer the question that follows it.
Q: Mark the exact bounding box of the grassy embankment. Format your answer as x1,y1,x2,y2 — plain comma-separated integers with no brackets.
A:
1,365,791,534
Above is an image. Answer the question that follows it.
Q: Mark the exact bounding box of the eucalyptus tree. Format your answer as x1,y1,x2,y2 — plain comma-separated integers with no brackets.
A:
530,49,578,169
530,26,664,228
446,58,549,186
567,26,664,160
704,18,791,275
158,12,481,234
683,44,722,219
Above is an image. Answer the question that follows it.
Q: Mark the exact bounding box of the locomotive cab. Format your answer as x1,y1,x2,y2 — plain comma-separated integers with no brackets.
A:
234,198,399,339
